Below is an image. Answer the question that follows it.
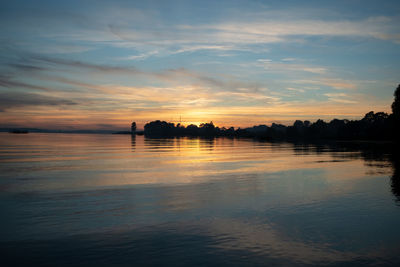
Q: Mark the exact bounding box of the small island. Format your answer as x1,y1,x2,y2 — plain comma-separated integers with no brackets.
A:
9,129,29,134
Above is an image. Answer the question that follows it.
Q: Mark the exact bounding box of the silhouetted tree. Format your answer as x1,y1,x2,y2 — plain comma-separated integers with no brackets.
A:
392,84,400,118
186,124,199,136
199,121,215,130
175,123,185,136
131,122,136,133
293,120,304,128
392,84,400,139
309,119,328,138
199,121,216,136
287,120,307,139
144,120,175,136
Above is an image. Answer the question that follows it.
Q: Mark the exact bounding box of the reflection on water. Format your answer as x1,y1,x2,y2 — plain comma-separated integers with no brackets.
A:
131,135,135,152
390,150,400,203
1,133,400,266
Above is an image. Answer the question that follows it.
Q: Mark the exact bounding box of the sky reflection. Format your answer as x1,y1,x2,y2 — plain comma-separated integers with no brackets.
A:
1,133,400,266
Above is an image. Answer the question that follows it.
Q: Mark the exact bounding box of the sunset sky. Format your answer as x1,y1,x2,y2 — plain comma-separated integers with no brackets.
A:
1,0,399,130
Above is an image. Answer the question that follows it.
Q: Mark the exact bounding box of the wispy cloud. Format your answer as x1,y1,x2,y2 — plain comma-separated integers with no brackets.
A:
13,54,265,94
294,79,358,90
124,50,159,60
0,75,54,92
33,9,398,56
287,87,305,93
325,93,357,104
201,16,400,42
0,92,76,112
28,55,141,73
172,45,241,54
257,59,327,74
97,15,400,56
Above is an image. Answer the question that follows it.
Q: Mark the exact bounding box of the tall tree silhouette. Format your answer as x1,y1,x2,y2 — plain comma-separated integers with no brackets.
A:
131,122,136,133
392,84,400,119
392,84,400,138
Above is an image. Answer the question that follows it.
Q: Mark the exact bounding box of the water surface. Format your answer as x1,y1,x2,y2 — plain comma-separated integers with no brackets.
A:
1,133,400,266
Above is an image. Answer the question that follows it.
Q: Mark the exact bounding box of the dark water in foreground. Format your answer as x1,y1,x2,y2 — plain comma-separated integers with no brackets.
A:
1,133,400,266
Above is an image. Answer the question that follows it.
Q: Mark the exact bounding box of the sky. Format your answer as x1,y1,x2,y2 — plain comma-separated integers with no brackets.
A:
0,0,399,130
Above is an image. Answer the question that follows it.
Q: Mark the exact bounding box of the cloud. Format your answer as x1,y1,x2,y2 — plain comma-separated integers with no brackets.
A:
124,50,159,60
324,93,357,104
105,16,399,55
17,55,264,94
215,90,280,104
28,55,141,73
294,79,358,90
202,16,400,43
8,63,48,72
0,92,76,111
287,87,305,93
155,68,263,93
83,13,400,57
322,79,357,90
257,59,327,74
0,76,54,92
172,45,241,54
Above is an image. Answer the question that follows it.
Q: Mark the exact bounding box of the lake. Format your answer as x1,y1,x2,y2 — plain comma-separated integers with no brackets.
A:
1,133,400,266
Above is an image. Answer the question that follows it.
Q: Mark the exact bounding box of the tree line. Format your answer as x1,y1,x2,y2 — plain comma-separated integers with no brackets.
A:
133,84,400,141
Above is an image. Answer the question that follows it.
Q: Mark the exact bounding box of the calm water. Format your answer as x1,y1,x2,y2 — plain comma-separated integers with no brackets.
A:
1,133,400,266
